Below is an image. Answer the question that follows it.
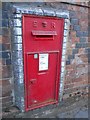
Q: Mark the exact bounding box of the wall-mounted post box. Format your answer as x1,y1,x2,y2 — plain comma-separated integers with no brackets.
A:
22,15,64,111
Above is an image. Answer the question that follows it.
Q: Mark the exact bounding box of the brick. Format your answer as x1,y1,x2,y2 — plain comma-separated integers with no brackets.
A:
2,44,6,51
86,48,90,53
68,54,75,60
76,67,88,78
72,38,80,43
64,84,88,95
12,43,22,51
76,64,86,68
70,31,76,37
2,101,13,110
83,31,88,37
2,84,12,94
65,77,73,84
78,48,85,54
80,20,88,25
56,12,69,19
76,11,82,19
81,18,88,23
76,31,84,37
1,96,13,105
77,54,88,60
2,19,9,27
72,6,80,12
85,37,88,42
2,2,11,11
6,59,11,65
1,28,10,36
0,28,9,38
13,13,22,19
66,60,70,65
73,25,80,31
0,44,10,51
82,58,88,63
75,43,82,48
81,43,88,48
2,36,10,44
64,83,74,89
12,36,22,44
0,79,10,86
53,3,68,10
69,11,76,18
80,38,86,43
2,11,8,19
81,13,88,20
64,79,72,85
2,44,11,51
68,5,80,12
67,50,72,55
0,80,12,98
72,77,83,83
65,77,78,85
81,25,88,31
13,28,22,36
0,58,5,66
85,48,88,54
73,81,88,88
72,49,78,54
67,69,76,78
71,19,79,25
75,43,87,48
1,51,11,59
13,19,22,27
66,64,76,70
43,9,55,16
0,65,12,79
80,7,87,13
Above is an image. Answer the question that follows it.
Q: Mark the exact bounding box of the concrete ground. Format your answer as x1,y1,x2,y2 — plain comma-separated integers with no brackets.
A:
2,94,89,119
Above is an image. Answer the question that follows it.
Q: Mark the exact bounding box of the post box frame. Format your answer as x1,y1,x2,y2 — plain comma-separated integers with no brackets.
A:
10,5,70,112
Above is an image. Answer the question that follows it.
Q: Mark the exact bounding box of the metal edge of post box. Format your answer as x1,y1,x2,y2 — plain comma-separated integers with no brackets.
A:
22,15,64,111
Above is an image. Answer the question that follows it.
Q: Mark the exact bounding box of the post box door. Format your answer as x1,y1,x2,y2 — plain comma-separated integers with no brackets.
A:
22,15,64,110
26,52,59,108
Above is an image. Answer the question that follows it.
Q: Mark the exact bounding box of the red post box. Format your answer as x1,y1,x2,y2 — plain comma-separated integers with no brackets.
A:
22,15,64,111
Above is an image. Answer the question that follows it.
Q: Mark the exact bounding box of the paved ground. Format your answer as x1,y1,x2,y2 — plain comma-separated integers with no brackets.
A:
2,94,89,119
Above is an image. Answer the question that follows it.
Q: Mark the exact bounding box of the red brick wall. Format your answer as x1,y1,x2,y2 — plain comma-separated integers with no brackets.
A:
50,3,89,99
64,3,88,99
1,3,13,110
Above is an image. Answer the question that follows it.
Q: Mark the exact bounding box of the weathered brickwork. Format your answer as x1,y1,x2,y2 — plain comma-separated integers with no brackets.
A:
44,2,89,100
53,3,89,99
1,3,13,110
1,2,89,112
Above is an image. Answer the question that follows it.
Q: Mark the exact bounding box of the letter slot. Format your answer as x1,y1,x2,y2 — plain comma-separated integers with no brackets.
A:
32,30,57,40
